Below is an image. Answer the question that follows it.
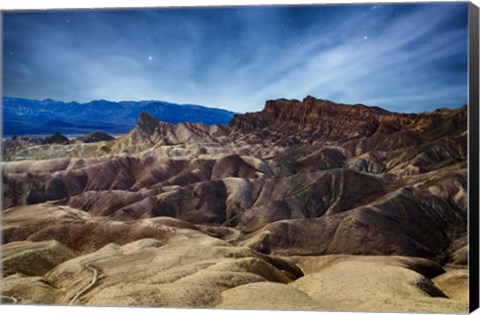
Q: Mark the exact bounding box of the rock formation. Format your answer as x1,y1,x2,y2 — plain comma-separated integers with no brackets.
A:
1,96,469,312
76,131,115,143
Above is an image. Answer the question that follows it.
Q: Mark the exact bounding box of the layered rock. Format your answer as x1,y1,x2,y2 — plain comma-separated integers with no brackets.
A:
1,96,469,311
230,96,466,144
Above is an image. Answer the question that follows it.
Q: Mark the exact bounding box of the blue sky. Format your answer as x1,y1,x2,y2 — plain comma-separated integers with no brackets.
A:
3,3,468,113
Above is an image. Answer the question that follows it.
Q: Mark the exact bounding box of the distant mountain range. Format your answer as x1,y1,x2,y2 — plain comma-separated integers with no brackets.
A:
2,97,235,136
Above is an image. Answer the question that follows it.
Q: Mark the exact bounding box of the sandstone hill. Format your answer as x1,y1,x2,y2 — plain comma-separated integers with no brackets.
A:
1,96,469,312
76,131,115,143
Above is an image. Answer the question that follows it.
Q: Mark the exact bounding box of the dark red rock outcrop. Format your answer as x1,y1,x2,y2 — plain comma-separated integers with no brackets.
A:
229,96,466,143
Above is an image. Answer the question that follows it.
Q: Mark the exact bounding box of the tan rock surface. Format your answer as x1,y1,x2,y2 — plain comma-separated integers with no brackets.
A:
2,234,300,307
2,240,77,277
290,259,467,313
1,236,466,313
218,282,323,310
433,268,469,303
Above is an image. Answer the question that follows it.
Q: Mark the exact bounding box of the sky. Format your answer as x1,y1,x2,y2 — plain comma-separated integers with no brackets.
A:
2,2,469,113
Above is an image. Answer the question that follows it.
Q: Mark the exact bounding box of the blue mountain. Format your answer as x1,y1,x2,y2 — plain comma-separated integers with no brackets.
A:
2,97,236,136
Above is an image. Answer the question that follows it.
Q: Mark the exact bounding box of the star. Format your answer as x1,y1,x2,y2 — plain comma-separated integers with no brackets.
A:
148,56,153,61
363,36,368,40
66,19,70,23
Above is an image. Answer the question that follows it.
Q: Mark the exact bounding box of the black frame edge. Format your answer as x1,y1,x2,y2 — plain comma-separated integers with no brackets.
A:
469,1,480,313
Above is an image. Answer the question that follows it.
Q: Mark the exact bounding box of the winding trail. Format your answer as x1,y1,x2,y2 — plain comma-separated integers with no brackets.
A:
1,295,18,304
69,263,100,306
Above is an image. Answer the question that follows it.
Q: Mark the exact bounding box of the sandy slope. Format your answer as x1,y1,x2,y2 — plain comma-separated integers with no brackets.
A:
1,234,468,313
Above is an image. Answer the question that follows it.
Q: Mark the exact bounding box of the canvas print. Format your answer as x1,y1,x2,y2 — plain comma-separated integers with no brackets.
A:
1,2,476,313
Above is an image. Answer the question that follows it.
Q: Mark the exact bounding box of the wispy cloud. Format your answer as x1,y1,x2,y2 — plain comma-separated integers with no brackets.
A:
3,3,468,113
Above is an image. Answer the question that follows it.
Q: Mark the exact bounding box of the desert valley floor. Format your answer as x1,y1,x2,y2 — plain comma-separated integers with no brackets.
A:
1,96,470,312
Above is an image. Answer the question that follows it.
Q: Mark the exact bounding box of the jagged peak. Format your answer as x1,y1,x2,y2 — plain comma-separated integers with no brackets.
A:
138,111,157,122
136,112,160,135
303,95,333,104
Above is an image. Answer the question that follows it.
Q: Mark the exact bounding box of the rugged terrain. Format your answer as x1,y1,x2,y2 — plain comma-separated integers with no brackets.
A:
1,96,469,312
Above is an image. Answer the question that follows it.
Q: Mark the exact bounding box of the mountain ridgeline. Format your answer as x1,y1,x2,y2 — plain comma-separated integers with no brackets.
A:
2,96,235,136
1,96,469,312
